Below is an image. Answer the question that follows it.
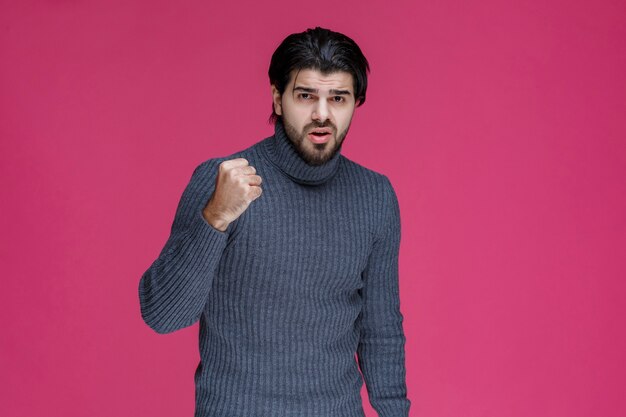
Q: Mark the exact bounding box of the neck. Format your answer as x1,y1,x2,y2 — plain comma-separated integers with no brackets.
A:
260,118,342,186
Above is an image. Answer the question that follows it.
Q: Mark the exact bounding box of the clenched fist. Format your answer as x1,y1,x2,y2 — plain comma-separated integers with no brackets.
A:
202,158,263,232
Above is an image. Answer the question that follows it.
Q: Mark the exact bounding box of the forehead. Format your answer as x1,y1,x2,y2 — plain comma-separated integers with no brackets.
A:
289,68,354,92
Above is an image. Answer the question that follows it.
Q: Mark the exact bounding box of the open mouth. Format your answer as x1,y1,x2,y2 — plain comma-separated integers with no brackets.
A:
308,131,331,143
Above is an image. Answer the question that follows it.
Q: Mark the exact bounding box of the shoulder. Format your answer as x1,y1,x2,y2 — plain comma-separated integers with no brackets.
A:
339,155,400,235
339,155,397,197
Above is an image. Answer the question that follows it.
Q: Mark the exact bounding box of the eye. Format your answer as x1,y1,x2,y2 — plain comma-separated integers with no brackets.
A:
299,93,312,100
332,96,345,103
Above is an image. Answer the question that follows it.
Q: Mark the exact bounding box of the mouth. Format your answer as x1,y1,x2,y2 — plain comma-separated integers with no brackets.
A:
307,128,333,144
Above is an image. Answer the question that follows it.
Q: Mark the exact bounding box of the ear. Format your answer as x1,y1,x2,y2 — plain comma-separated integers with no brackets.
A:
271,84,282,116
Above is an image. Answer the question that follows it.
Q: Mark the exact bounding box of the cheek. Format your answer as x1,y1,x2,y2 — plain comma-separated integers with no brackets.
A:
285,107,309,125
338,108,355,125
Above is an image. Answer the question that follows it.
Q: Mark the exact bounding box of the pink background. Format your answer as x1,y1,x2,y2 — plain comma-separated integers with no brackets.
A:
1,1,625,416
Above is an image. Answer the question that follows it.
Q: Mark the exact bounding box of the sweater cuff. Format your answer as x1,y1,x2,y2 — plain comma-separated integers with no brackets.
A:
186,208,229,264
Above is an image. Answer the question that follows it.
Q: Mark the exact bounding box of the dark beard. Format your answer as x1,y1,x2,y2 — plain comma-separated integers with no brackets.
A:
281,117,350,166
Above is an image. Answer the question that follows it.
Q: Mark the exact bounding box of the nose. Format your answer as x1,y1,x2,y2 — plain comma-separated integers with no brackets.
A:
312,100,329,123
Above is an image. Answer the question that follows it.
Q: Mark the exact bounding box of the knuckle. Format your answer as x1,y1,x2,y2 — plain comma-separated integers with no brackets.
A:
228,167,240,178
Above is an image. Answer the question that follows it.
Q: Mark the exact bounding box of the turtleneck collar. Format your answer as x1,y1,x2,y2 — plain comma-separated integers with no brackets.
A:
260,118,342,186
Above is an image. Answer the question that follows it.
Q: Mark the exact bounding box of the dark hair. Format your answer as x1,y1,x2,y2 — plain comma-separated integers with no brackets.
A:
267,26,370,125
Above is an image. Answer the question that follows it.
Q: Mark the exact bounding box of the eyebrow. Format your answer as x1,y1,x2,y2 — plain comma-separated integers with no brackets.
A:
293,86,353,96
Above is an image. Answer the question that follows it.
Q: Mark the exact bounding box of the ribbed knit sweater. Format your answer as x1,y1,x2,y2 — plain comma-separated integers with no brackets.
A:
138,119,411,417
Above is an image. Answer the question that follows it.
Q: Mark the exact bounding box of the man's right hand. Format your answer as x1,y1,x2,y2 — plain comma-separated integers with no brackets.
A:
202,158,263,232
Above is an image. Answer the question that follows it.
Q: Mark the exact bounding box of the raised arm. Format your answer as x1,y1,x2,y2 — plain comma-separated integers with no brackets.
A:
138,159,229,334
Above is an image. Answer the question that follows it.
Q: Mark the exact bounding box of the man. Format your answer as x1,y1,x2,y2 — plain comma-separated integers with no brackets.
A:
139,26,411,417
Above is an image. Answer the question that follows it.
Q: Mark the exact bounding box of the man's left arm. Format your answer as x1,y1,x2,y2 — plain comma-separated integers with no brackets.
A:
356,176,411,417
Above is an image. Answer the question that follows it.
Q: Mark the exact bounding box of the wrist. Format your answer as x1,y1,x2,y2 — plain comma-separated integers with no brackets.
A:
202,208,229,232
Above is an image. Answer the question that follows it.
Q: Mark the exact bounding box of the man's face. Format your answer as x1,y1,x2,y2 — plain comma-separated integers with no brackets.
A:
271,68,357,166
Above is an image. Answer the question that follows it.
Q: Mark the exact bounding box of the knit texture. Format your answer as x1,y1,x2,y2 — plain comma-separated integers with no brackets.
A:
139,119,411,417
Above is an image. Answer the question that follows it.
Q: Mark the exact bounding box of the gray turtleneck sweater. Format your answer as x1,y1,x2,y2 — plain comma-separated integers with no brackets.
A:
138,119,411,417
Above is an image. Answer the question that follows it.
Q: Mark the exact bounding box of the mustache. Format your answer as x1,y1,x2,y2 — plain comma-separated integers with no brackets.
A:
306,121,335,131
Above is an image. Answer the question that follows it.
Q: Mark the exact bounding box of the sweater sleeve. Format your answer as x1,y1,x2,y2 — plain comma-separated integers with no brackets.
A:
356,176,411,417
138,159,229,334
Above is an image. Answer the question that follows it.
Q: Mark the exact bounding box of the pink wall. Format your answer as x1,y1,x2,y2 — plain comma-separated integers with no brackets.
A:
2,1,625,416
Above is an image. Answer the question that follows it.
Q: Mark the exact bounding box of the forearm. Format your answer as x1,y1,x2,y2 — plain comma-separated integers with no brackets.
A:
139,208,228,333
357,311,410,416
